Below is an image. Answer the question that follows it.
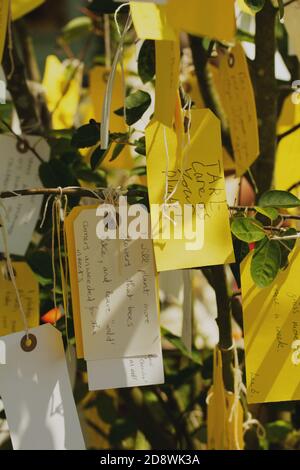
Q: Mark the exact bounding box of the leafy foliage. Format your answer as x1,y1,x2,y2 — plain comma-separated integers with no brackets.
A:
138,40,156,84
114,90,152,126
250,239,281,288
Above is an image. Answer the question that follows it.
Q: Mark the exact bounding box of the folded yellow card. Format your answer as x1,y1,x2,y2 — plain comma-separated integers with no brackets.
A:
207,348,244,450
241,244,300,403
0,261,39,336
219,43,259,176
146,108,234,272
0,1,9,64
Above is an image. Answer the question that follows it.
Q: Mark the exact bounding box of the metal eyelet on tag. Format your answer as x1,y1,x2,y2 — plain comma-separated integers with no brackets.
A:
228,53,235,68
16,139,29,154
20,333,37,352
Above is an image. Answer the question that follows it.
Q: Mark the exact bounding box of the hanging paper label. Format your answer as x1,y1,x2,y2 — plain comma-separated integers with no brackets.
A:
66,205,162,361
87,354,164,391
0,135,50,256
219,43,260,176
241,245,300,403
207,348,244,450
167,0,235,42
130,1,176,41
0,262,39,336
0,0,9,65
0,324,85,449
154,39,180,127
146,109,234,272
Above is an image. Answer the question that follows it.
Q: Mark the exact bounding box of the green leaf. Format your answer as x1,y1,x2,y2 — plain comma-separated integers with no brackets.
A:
61,17,93,43
138,40,156,84
39,159,78,188
110,418,137,444
244,0,265,12
236,29,255,44
110,143,125,162
161,327,202,365
251,239,281,288
134,136,146,156
75,163,107,186
279,227,297,268
27,251,53,279
231,217,266,243
90,145,110,170
266,420,292,444
258,190,300,209
278,0,284,20
114,90,151,126
71,120,100,149
255,206,279,221
130,166,147,176
96,393,117,425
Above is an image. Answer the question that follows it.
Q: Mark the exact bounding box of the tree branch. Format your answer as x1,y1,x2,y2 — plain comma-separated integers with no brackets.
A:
252,1,277,197
211,265,234,392
2,24,43,134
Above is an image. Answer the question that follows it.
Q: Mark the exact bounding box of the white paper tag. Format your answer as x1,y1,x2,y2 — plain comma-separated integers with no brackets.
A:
0,135,50,256
0,324,85,450
73,207,162,361
87,354,164,391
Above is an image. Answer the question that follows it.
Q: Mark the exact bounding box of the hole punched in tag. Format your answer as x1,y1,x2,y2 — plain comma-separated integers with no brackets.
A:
228,52,235,68
20,333,37,352
16,139,29,154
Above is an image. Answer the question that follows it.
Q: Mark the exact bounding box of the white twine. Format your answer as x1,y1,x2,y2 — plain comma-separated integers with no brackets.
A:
101,3,132,149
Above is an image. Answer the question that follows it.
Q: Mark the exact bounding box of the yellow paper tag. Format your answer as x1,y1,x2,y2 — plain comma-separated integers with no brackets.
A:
130,1,176,41
241,245,300,403
0,261,39,336
130,0,235,42
43,55,82,130
146,108,234,272
11,0,44,20
275,97,300,196
65,206,92,358
207,348,244,450
219,43,260,176
0,0,9,64
154,39,180,127
167,0,235,42
89,65,133,170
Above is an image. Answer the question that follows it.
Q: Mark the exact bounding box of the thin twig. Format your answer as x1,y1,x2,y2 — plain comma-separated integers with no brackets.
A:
0,119,44,163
